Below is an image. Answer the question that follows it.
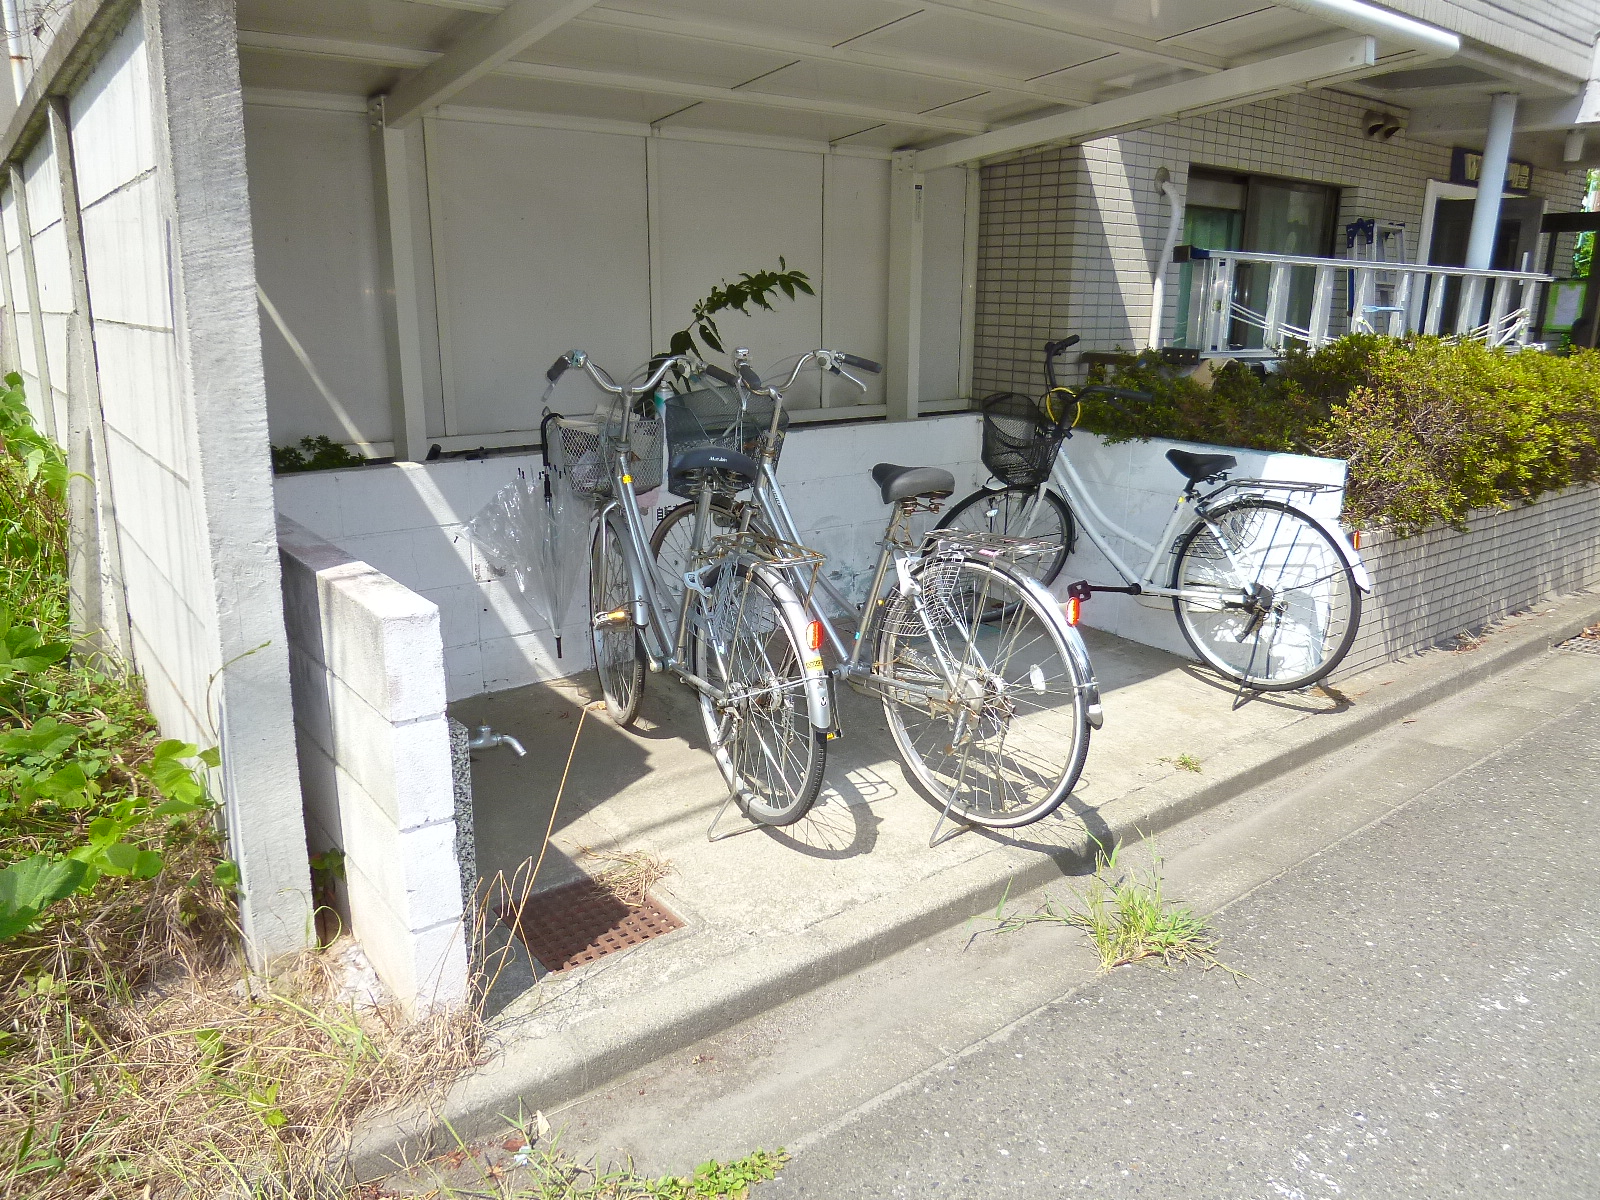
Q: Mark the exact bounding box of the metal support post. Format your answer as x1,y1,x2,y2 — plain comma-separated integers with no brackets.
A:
885,150,923,421
369,99,430,462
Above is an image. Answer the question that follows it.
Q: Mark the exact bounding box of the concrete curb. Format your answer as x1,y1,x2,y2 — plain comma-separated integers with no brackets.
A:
347,589,1600,1180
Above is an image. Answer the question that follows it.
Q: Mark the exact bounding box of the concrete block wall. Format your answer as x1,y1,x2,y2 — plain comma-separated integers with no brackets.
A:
1338,485,1600,679
278,516,467,1014
274,412,988,699
973,88,1590,397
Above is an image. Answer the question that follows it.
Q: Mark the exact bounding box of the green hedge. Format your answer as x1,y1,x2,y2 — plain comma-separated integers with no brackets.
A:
1080,335,1600,534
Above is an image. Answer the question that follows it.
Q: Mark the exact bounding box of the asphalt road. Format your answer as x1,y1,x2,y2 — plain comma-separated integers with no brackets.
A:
774,667,1600,1198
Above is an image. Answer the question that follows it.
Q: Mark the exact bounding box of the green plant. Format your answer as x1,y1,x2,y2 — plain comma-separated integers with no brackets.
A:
1081,335,1600,535
992,840,1225,973
1160,752,1202,773
665,259,814,360
271,434,366,473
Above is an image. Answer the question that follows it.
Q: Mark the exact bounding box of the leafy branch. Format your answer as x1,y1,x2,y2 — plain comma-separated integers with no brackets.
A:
666,258,814,360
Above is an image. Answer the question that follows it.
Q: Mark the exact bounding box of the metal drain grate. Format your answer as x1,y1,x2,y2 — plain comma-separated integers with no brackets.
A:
1556,632,1600,655
498,879,682,972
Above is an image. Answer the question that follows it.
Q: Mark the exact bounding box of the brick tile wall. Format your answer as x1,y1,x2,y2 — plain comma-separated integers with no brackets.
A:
1336,485,1600,679
974,89,1589,396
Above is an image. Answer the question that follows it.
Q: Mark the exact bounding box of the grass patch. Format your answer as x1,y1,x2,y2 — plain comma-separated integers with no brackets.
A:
1159,753,1202,773
370,1138,789,1199
992,841,1228,974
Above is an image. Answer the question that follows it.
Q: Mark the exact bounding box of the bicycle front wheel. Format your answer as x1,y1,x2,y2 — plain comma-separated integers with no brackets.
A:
1170,497,1361,691
589,515,646,727
876,557,1091,828
935,485,1073,586
690,564,826,826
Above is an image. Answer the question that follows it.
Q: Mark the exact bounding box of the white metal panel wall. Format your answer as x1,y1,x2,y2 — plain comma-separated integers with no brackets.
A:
653,139,826,407
821,153,889,409
919,166,968,404
430,120,651,435
243,104,395,448
241,109,973,447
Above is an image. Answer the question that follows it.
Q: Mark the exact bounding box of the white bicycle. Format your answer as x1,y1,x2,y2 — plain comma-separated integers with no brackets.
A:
937,337,1372,692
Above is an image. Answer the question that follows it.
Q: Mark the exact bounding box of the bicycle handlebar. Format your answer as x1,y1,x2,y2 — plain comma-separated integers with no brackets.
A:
547,350,698,398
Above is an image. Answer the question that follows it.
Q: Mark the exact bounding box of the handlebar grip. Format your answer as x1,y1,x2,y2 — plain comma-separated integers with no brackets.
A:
837,353,883,374
546,354,570,383
737,363,765,390
702,363,738,387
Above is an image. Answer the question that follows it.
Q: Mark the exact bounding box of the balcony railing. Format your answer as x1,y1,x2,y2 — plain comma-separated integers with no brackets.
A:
1174,248,1552,357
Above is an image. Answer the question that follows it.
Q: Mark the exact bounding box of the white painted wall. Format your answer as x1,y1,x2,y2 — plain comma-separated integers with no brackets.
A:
240,103,974,450
275,413,989,701
1049,432,1347,658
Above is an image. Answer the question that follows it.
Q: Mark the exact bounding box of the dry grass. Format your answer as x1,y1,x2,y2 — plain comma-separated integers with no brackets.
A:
0,827,485,1200
579,849,675,909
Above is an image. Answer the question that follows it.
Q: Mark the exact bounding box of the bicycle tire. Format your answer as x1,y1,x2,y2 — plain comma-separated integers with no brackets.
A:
650,497,769,612
690,563,827,826
876,555,1091,828
589,515,646,727
935,486,1074,587
1170,496,1362,692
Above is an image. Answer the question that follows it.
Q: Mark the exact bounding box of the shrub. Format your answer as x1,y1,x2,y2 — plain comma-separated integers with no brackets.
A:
1080,336,1600,534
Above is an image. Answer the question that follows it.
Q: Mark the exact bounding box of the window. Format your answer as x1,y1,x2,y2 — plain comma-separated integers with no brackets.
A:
1176,169,1341,349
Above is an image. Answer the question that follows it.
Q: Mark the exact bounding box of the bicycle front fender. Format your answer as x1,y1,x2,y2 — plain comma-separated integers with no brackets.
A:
598,502,652,628
752,563,833,732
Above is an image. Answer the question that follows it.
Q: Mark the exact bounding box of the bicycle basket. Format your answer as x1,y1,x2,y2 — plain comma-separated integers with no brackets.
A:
980,391,1065,488
544,399,662,499
663,379,786,499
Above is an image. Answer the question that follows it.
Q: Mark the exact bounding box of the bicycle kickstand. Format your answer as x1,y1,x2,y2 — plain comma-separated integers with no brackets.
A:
706,786,765,842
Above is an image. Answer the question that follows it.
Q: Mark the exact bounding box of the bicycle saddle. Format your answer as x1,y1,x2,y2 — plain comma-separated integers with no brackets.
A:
1165,448,1236,485
668,445,761,496
871,463,956,505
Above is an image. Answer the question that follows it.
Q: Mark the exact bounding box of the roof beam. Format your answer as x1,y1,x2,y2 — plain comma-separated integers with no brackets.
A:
577,7,1099,108
236,31,992,135
1410,93,1600,139
913,35,1374,170
384,0,601,126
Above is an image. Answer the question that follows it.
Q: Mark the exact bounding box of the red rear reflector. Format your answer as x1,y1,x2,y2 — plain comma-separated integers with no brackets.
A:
1064,596,1081,626
1351,529,1362,550
806,620,824,651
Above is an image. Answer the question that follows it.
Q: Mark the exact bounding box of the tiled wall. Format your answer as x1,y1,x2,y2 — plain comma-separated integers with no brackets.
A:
973,89,1590,396
1339,485,1600,678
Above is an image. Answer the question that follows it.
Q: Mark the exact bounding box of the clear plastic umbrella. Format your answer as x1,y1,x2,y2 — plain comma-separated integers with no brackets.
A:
467,442,590,658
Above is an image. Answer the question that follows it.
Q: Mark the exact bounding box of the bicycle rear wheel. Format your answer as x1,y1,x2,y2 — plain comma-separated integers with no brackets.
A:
935,486,1073,586
650,497,766,613
690,564,827,826
589,515,645,727
1170,497,1361,691
876,557,1091,828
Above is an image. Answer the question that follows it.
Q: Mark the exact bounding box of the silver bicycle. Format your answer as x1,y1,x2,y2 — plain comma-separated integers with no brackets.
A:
651,349,1104,834
545,351,831,827
937,337,1372,692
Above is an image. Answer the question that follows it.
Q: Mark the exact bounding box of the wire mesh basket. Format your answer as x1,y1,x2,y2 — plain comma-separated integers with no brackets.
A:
980,391,1066,488
545,399,662,499
663,380,786,498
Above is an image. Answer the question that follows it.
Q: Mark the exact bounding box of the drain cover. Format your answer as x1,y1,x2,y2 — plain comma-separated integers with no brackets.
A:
1556,632,1600,655
498,879,682,972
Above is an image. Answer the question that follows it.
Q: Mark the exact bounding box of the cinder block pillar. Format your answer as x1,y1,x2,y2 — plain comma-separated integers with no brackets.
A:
144,0,312,964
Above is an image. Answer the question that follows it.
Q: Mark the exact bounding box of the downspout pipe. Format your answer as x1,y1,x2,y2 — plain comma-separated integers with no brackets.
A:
1272,0,1460,59
1148,168,1184,349
0,0,27,102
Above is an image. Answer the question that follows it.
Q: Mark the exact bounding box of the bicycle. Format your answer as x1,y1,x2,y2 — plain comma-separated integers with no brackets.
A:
936,337,1371,692
544,350,832,829
651,348,1104,836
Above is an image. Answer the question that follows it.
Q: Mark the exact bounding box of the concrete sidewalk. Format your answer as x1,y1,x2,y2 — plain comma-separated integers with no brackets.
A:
348,588,1600,1178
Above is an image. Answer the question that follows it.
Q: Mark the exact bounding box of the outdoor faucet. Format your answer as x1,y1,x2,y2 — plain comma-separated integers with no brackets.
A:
467,724,526,757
